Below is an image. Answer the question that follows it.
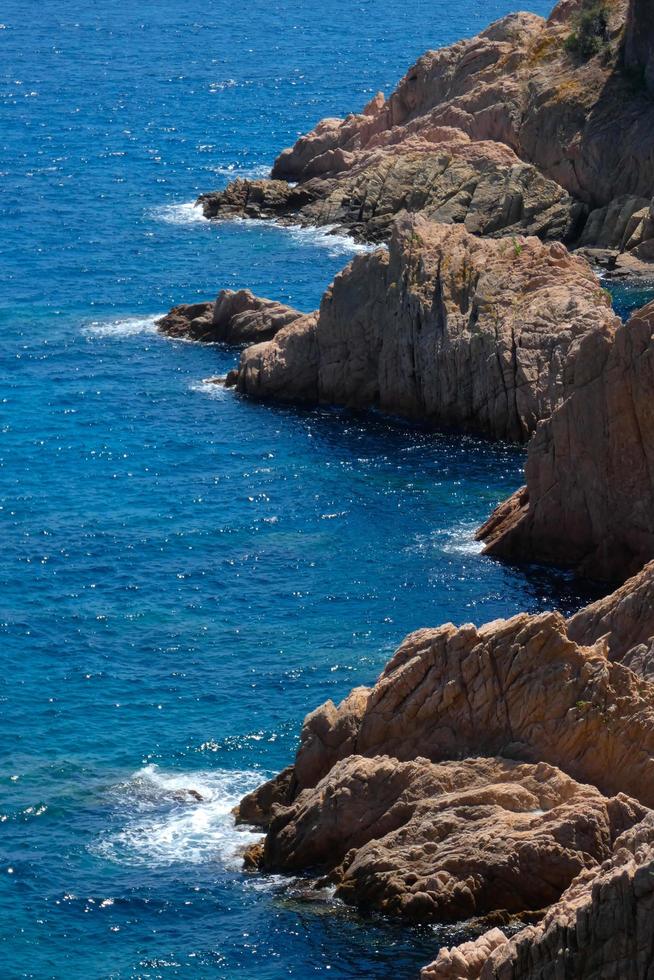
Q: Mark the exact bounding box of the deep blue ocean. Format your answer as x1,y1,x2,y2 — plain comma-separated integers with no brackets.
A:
2,1,653,977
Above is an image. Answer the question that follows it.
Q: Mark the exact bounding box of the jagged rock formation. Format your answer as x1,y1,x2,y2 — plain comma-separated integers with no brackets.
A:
423,812,654,979
568,560,654,674
477,300,654,580
237,565,654,972
199,0,654,262
199,134,583,246
242,609,654,811
231,217,617,442
254,754,644,923
156,289,306,345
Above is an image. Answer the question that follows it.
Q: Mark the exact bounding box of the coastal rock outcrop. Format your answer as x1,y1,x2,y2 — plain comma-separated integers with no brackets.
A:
156,289,306,345
253,754,644,922
199,134,584,246
236,532,654,973
477,300,654,580
233,217,617,442
568,560,654,673
198,0,654,261
245,611,654,810
422,812,654,979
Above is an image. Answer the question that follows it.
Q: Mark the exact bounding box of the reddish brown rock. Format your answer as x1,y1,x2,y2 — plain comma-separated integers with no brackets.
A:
424,812,654,979
156,289,306,345
477,300,654,580
254,753,644,923
199,1,654,259
568,560,654,672
200,133,583,246
238,569,654,971
234,217,617,442
240,584,654,838
288,613,654,805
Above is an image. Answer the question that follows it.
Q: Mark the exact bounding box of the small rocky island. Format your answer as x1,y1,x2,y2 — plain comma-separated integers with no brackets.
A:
157,0,654,975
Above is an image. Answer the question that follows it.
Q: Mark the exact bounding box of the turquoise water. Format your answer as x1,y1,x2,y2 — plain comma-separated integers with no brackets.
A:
0,1,633,977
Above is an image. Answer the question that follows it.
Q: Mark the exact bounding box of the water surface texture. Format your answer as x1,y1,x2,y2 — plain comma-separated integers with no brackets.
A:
0,1,624,977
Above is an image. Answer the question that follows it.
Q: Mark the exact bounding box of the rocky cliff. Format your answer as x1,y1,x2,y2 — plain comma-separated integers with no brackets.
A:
424,813,654,978
477,299,654,580
237,563,654,977
230,217,617,442
625,0,654,92
199,0,654,263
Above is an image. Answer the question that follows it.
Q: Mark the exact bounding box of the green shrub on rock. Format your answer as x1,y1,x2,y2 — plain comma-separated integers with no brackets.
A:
565,0,609,60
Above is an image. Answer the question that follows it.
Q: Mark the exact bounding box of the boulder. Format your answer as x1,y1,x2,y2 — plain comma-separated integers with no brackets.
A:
156,289,306,345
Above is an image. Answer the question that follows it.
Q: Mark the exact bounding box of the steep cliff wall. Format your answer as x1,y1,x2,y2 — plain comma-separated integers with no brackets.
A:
232,217,617,442
478,300,654,580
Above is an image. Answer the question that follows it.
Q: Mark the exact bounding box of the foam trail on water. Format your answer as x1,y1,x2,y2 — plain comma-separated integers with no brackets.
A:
190,379,231,400
92,764,265,869
83,315,162,339
230,216,378,257
285,222,378,257
410,521,484,558
211,163,271,180
149,201,208,225
442,521,484,556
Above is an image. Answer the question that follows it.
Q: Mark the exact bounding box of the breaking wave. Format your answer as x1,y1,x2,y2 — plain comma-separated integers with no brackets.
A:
92,765,265,869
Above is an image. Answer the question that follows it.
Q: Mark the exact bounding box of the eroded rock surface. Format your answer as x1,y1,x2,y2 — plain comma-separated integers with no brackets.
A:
156,289,307,345
253,753,644,923
477,300,654,580
234,217,617,442
199,0,654,260
568,560,654,672
238,551,654,973
423,812,654,979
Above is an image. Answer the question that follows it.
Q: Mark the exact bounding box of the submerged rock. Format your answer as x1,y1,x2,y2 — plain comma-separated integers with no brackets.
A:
156,289,307,345
477,300,654,580
232,216,617,442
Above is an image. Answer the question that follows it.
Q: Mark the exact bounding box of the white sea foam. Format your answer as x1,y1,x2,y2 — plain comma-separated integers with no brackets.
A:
149,201,208,225
230,216,378,257
189,379,231,399
442,522,484,556
93,764,265,869
410,522,484,558
83,315,162,339
148,197,379,256
284,222,378,257
211,163,272,180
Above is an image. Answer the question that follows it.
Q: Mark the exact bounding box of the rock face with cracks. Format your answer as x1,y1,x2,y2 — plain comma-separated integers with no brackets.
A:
237,565,654,975
254,754,644,923
477,300,654,581
423,812,654,979
199,0,654,261
233,217,617,442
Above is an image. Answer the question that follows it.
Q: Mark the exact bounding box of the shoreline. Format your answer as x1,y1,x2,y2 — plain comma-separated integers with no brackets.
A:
149,0,654,975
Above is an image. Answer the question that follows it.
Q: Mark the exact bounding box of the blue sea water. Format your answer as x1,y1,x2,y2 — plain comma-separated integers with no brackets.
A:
1,1,647,977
